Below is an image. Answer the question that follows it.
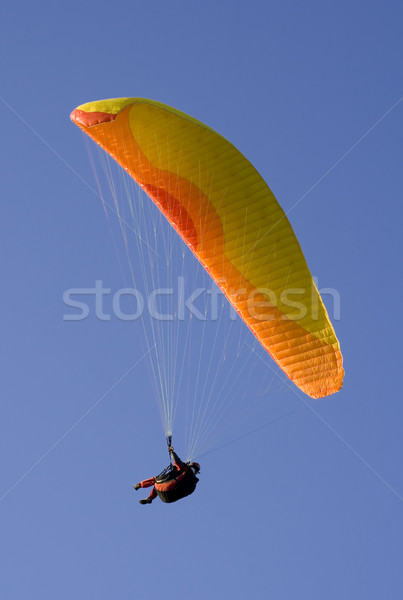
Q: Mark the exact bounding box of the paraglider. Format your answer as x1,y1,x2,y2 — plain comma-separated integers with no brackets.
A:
133,442,200,505
70,97,344,399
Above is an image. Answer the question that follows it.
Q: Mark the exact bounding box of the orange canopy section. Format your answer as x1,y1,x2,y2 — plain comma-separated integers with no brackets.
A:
71,98,344,398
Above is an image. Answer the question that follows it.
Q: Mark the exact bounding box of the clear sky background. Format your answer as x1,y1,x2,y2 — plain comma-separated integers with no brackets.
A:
1,1,403,599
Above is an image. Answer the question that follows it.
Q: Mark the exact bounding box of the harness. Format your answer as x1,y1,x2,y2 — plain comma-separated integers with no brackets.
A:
155,466,199,503
154,435,199,503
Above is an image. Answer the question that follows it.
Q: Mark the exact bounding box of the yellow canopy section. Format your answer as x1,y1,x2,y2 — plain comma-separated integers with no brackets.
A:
71,98,344,398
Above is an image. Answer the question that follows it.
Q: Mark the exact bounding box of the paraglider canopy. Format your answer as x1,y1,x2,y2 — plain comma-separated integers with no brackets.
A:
71,98,344,399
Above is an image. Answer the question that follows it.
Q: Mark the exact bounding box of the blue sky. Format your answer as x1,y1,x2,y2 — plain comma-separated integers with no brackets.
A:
1,1,403,598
